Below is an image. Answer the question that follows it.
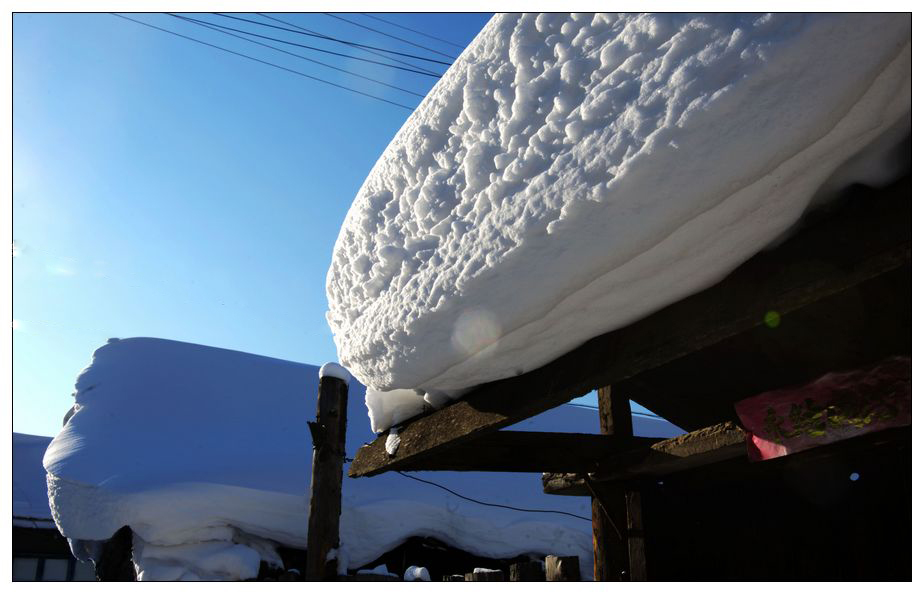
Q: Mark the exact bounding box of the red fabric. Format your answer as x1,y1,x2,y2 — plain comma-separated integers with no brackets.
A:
734,357,910,461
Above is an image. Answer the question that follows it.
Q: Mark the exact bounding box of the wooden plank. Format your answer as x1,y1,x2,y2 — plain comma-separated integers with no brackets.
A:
348,177,909,477
544,422,747,495
545,555,581,581
305,376,349,581
351,431,658,474
544,424,911,495
620,264,910,430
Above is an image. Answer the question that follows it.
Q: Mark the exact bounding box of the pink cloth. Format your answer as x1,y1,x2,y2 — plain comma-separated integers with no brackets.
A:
734,357,910,461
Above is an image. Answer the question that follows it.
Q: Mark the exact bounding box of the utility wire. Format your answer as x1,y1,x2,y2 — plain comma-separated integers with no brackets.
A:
213,12,453,67
168,14,425,98
362,13,466,50
110,14,414,111
168,13,440,78
566,402,666,420
325,13,457,61
257,12,441,78
396,471,593,522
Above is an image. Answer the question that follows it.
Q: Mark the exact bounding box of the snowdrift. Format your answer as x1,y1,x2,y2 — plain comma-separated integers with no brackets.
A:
44,337,679,580
325,13,911,432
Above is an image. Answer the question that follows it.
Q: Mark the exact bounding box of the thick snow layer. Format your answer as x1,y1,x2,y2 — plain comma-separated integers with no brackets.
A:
319,362,351,382
326,13,910,431
13,433,55,528
44,338,679,580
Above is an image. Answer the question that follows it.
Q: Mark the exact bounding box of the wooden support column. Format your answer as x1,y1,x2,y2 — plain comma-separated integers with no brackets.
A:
305,372,349,581
593,385,632,581
626,489,647,581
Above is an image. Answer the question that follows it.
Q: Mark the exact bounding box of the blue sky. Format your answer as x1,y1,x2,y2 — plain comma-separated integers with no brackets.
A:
13,12,492,437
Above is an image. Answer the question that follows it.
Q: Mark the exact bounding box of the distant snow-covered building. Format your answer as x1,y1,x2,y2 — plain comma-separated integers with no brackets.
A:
43,337,680,581
13,433,95,581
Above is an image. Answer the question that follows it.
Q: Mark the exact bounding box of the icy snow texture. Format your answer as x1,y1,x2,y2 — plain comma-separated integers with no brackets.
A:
13,433,55,529
43,338,680,580
326,13,910,431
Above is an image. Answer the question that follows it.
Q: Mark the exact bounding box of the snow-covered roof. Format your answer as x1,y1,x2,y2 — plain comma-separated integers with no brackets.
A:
13,432,55,529
44,337,680,580
325,13,910,432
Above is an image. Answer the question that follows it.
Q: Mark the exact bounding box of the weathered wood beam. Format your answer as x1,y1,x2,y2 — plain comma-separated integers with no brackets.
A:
544,423,912,495
349,178,909,478
620,264,910,430
544,422,747,495
351,431,659,474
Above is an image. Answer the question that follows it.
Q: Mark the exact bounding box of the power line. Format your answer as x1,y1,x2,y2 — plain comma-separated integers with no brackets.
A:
213,12,453,67
395,471,593,522
256,13,441,78
110,14,415,111
168,14,425,98
169,13,441,78
362,13,467,50
325,13,457,61
566,402,666,420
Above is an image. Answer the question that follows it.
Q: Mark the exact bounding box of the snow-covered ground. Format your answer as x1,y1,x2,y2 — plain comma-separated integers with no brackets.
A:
44,337,680,581
325,13,911,432
13,433,56,529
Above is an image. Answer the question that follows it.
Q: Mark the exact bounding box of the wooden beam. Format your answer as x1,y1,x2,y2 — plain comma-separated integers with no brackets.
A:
349,177,909,477
544,422,747,495
305,375,349,581
620,264,910,430
350,431,659,474
544,423,911,496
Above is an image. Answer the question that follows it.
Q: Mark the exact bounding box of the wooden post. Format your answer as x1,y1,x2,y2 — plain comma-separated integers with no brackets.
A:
593,385,632,581
305,369,349,581
95,526,136,581
626,489,647,581
545,555,581,581
510,560,545,581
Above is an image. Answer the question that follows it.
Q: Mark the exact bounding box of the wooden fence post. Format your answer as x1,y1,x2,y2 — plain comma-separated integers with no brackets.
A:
510,560,545,581
545,555,581,581
305,365,350,581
